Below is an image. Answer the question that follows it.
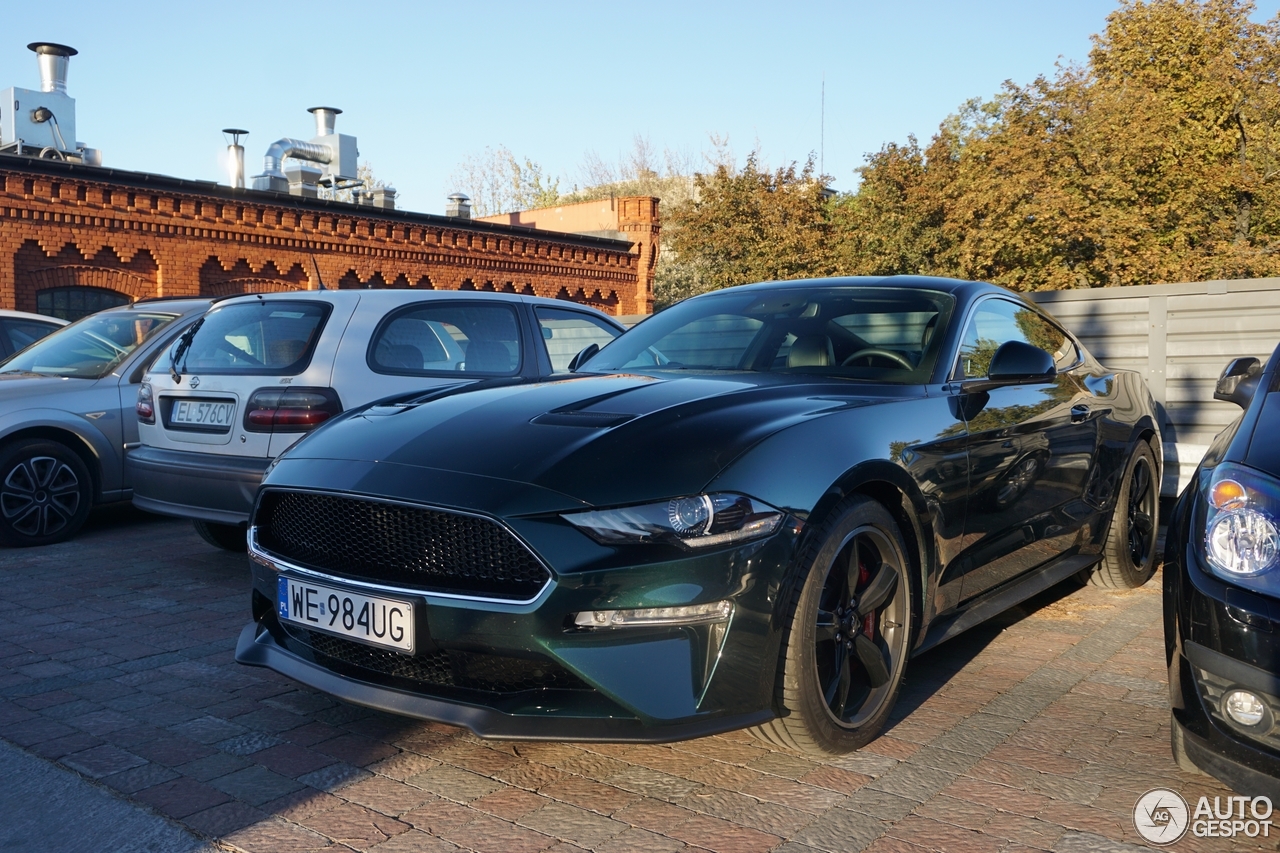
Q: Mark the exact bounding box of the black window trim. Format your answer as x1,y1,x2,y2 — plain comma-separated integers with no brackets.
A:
365,299,526,378
532,305,626,374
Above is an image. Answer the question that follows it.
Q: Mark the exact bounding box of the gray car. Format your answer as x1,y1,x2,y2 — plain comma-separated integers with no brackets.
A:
0,298,212,546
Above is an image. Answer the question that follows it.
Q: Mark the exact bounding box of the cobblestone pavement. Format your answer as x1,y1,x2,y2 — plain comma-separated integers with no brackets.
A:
0,506,1266,853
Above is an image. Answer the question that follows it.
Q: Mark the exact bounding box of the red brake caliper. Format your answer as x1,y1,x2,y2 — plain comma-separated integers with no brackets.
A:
858,559,876,641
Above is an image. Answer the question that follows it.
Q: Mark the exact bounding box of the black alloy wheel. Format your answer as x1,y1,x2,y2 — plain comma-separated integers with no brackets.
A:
1089,440,1160,588
753,496,913,755
0,440,93,547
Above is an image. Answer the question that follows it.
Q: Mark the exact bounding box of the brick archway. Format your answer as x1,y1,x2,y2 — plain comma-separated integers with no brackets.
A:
14,240,159,313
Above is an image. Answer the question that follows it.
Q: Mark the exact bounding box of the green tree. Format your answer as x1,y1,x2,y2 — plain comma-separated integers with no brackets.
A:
657,154,836,306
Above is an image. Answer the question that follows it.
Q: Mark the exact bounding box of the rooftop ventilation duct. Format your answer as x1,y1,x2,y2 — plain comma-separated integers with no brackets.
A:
0,43,99,164
446,193,471,219
252,106,358,193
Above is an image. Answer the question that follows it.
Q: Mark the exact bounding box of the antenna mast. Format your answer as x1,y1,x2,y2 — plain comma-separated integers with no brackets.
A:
821,73,826,176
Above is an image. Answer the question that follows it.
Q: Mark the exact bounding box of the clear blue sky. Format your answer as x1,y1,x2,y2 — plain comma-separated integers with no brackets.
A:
4,1,1279,214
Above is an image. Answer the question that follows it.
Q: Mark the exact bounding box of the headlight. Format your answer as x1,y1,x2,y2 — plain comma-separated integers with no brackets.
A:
563,493,783,548
1201,463,1280,590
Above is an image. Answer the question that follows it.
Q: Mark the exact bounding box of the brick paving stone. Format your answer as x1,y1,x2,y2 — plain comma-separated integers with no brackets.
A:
441,812,556,853
299,761,372,792
316,732,401,767
60,743,146,778
605,766,702,802
223,815,337,852
342,774,438,816
177,751,253,782
209,764,306,806
401,800,478,834
669,813,782,853
100,761,180,794
301,800,410,847
410,764,507,802
184,799,269,836
134,775,232,819
254,742,341,777
593,826,687,853
538,776,639,815
519,801,628,848
790,806,889,853
368,828,461,852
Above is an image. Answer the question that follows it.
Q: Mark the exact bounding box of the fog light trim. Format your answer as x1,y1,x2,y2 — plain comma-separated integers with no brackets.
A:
1223,688,1269,728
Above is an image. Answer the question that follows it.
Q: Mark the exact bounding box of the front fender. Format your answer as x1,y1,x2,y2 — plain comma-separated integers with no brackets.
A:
0,408,117,497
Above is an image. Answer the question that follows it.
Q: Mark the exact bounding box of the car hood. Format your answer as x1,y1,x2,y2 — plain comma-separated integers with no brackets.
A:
0,372,102,402
281,372,905,507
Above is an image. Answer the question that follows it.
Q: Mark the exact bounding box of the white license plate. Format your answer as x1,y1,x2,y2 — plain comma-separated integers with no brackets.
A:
170,399,235,428
277,577,414,652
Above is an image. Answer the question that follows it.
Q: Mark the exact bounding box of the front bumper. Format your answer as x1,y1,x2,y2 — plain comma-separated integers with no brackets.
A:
1165,493,1280,799
128,445,269,524
238,509,803,741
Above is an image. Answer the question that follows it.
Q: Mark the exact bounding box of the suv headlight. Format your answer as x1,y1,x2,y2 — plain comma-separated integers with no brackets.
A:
563,493,783,549
1201,463,1280,590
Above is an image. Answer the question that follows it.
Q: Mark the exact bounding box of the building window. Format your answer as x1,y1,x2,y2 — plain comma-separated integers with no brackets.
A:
37,287,132,321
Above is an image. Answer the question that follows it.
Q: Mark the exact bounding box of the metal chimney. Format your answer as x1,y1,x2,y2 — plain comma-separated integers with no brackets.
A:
308,106,340,137
27,42,76,94
446,193,471,219
223,129,248,189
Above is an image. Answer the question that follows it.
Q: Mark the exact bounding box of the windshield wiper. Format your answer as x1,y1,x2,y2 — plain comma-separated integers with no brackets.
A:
169,317,205,384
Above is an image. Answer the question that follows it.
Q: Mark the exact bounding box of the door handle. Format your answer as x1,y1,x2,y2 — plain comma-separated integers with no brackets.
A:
1070,404,1090,423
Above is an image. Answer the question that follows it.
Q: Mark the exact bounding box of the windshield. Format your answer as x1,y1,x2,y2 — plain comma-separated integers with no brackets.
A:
0,310,178,379
584,286,955,382
177,300,330,376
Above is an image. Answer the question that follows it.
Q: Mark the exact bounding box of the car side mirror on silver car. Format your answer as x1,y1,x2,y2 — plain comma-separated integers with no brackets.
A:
1214,356,1262,409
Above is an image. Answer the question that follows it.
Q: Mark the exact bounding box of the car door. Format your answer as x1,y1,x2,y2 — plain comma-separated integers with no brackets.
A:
532,306,623,373
951,297,1102,601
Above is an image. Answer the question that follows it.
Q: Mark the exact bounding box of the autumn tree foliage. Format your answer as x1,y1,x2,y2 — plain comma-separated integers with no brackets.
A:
666,0,1280,298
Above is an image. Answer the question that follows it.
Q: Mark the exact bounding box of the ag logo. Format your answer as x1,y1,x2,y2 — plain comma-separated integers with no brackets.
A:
1134,788,1190,845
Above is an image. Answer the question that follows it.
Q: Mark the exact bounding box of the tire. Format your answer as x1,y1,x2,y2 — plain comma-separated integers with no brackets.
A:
1088,441,1159,589
0,439,93,547
751,496,914,756
193,520,247,552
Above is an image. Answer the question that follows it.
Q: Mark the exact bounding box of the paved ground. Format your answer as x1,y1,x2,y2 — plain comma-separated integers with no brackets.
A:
0,506,1264,852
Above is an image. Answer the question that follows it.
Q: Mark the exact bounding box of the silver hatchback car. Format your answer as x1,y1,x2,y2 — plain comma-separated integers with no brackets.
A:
0,298,212,546
129,290,625,550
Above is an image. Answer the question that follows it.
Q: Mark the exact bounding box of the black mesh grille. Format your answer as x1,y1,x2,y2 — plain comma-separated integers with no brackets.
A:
283,624,587,693
255,491,549,599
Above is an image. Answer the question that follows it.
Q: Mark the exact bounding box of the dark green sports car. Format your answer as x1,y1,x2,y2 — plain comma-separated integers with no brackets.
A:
236,276,1161,754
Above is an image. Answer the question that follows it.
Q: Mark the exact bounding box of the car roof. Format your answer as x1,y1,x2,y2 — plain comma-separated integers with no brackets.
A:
698,275,1011,301
210,289,623,322
0,309,68,325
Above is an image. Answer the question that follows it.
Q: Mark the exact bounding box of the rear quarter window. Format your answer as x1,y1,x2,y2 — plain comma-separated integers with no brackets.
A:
179,300,330,376
368,302,522,376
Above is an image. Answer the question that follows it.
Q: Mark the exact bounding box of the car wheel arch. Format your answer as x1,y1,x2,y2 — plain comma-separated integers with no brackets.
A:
0,426,103,501
803,463,932,641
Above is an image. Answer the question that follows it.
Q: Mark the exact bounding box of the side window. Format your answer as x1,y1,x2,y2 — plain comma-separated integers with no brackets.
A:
2,319,60,355
956,300,1077,379
370,303,522,376
534,307,621,372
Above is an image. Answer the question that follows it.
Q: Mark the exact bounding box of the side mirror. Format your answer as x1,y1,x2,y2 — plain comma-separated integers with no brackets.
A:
1214,357,1262,409
567,343,600,373
962,340,1056,393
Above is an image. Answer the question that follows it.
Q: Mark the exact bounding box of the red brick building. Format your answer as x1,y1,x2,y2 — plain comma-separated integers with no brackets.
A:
0,155,657,319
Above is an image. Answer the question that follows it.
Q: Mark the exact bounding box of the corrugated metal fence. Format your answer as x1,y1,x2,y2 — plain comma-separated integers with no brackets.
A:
1030,279,1280,496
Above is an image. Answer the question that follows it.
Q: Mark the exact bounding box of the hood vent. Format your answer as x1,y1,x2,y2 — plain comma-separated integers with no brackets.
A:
530,410,636,428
